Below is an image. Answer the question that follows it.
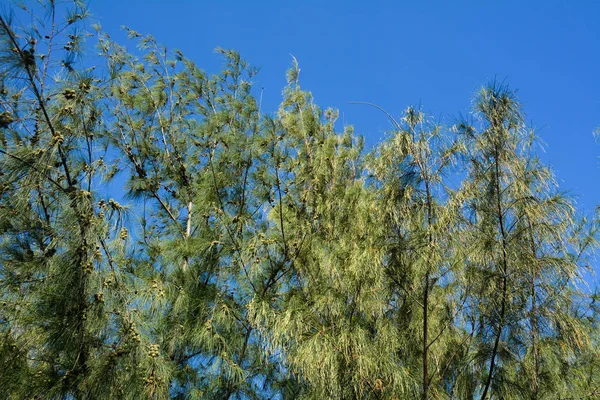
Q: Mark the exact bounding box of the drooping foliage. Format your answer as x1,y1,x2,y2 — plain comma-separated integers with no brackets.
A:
0,2,599,399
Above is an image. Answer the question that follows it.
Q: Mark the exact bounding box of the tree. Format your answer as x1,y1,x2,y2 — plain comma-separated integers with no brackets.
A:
253,61,404,399
366,104,462,399
0,2,598,399
455,82,599,399
0,1,110,398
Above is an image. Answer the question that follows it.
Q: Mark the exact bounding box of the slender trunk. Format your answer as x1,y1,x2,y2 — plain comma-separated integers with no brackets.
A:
183,201,192,271
481,147,509,400
423,272,429,400
481,275,507,400
422,165,433,400
527,221,539,399
530,272,538,400
186,201,193,238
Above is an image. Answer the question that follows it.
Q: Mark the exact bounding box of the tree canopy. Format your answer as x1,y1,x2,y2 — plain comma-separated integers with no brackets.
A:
0,2,599,399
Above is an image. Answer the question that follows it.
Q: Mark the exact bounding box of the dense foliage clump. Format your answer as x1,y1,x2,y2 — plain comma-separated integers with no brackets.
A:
1,2,599,399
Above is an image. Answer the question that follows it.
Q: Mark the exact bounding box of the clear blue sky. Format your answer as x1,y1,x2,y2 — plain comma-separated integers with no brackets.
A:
89,1,600,213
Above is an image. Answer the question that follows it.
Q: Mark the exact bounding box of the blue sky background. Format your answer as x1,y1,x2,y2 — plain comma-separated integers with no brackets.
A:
88,1,600,212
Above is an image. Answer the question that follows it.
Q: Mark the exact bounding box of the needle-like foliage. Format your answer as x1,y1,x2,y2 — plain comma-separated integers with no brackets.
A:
0,2,598,399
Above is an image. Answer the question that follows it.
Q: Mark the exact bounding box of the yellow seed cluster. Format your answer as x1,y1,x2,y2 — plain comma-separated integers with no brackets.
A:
130,326,141,343
148,344,160,358
79,81,91,92
150,279,165,297
108,198,122,210
143,375,162,385
63,88,76,100
93,244,101,260
0,111,14,128
51,131,64,145
104,275,115,287
82,261,93,274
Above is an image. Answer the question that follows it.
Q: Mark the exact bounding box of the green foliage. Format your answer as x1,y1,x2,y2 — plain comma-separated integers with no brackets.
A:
0,2,599,399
